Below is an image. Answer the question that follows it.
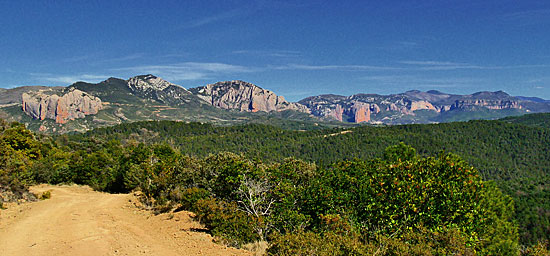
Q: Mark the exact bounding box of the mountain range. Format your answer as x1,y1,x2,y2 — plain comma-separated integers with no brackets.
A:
1,74,549,133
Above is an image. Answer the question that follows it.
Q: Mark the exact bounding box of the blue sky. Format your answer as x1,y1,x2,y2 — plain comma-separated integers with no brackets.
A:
1,0,549,101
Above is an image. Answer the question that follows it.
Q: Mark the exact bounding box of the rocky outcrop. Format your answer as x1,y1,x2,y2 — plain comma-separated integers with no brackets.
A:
331,105,344,121
126,75,193,105
352,103,370,123
410,100,437,111
191,80,309,113
349,102,382,123
387,103,399,111
127,74,177,92
22,89,102,124
449,99,521,111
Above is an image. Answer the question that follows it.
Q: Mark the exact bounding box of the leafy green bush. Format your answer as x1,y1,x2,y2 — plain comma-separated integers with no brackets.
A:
0,121,43,204
30,148,72,184
39,190,51,200
193,197,260,247
0,122,41,187
267,158,315,233
267,230,377,256
302,145,518,254
169,187,210,211
199,152,265,200
521,240,550,256
268,227,476,256
376,225,474,256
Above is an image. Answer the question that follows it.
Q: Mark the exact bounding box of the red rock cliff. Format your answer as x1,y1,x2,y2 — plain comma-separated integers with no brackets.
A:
22,89,102,124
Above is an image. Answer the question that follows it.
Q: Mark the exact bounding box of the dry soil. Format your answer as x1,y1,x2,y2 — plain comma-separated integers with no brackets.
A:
0,184,251,256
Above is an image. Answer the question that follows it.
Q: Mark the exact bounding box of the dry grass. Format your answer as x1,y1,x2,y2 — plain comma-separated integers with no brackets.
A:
242,241,269,256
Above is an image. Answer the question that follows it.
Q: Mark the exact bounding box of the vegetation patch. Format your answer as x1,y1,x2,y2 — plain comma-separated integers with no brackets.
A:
39,190,51,200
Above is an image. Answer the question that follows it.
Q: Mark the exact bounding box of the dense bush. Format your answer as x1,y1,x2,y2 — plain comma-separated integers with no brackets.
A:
129,145,516,253
521,240,550,256
0,121,42,203
193,197,261,247
267,226,475,256
300,144,517,254
169,187,210,211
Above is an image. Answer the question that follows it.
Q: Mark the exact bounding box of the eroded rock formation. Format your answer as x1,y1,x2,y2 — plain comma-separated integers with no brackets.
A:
449,99,521,111
22,89,102,124
192,80,309,113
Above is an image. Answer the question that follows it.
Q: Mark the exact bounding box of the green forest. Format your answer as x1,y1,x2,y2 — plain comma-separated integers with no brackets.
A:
2,114,550,255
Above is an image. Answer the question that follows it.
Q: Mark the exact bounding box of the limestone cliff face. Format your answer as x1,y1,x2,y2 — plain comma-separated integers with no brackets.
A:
126,75,193,105
448,99,521,111
191,80,309,113
21,89,102,124
410,100,437,111
330,105,344,121
127,74,176,92
349,102,381,123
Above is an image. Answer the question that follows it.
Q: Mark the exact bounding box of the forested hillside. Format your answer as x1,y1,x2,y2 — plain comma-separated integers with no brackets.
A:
501,113,550,129
64,118,550,245
72,119,549,179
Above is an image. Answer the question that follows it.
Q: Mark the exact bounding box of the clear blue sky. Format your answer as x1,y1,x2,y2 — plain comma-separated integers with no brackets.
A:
1,0,549,101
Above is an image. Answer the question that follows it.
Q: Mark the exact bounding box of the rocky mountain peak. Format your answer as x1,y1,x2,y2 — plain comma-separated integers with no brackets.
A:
200,80,259,94
127,74,185,92
191,80,309,113
123,75,196,105
426,90,444,94
471,91,510,99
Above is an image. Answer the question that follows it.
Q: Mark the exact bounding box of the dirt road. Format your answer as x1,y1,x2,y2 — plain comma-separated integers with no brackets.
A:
0,185,251,256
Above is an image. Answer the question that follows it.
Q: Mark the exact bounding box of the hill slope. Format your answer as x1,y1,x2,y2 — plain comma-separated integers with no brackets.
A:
500,112,550,129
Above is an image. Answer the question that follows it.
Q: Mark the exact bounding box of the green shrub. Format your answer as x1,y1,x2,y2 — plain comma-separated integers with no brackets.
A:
521,240,550,256
267,230,377,256
267,158,315,233
302,146,518,254
268,226,475,256
199,152,265,200
193,197,260,247
169,187,210,211
39,190,51,200
378,225,474,256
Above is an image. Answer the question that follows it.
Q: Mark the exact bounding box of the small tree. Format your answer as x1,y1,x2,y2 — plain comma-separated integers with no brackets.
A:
237,174,275,240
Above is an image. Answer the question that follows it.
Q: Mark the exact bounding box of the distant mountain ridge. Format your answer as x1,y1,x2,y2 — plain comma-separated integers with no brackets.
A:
1,74,550,133
190,80,308,113
299,89,546,124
